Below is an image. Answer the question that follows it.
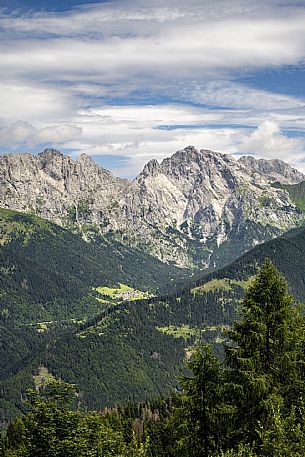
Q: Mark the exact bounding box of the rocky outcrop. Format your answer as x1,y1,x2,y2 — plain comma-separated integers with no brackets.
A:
238,156,305,184
0,146,304,268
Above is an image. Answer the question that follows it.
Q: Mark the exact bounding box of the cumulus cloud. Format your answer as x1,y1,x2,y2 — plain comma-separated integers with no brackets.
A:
0,121,34,146
0,82,77,123
237,121,305,163
0,121,82,148
1,0,305,176
28,124,82,147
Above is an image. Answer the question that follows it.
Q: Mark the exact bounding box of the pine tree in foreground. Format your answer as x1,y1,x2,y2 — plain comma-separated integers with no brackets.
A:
176,345,226,457
225,260,305,451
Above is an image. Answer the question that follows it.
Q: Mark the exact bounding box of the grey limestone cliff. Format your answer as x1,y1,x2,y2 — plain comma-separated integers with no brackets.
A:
0,146,304,268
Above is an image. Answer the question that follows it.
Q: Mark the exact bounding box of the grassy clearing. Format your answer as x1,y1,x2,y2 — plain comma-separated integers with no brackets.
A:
157,325,200,340
191,276,255,295
95,283,151,302
37,323,48,333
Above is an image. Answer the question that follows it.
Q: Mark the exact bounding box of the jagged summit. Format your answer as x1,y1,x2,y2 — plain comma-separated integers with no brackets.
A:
77,152,99,165
238,155,305,184
141,159,160,177
39,148,64,158
165,145,224,164
0,145,304,268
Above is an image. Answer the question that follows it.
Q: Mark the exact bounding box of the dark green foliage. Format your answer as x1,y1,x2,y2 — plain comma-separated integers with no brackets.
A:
176,345,228,457
225,261,305,449
130,261,305,456
4,203,305,442
0,207,193,324
2,262,305,455
1,380,150,457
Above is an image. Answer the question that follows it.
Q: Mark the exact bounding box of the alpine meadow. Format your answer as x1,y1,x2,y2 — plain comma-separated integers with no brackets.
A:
1,0,305,456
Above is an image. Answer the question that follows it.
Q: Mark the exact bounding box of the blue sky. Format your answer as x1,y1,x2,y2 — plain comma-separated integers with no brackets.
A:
0,0,305,177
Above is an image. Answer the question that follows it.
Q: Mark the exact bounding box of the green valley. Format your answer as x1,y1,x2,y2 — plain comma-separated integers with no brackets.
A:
2,207,305,428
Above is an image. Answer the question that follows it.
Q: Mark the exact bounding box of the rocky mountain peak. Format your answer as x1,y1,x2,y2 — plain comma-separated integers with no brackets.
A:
78,152,90,161
166,145,201,163
141,159,160,177
156,147,238,194
0,145,304,269
39,148,64,157
76,152,112,177
238,155,305,184
77,153,98,165
38,148,65,165
161,146,232,170
37,148,71,181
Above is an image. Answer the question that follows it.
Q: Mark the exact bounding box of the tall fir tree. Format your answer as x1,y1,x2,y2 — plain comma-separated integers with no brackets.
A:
176,345,228,457
225,260,305,447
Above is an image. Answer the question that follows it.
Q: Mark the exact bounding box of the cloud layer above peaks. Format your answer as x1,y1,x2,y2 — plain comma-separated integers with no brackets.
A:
1,0,305,176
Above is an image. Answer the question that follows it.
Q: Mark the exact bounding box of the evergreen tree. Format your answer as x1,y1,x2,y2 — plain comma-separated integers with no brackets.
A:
225,260,305,446
176,345,228,457
1,380,151,457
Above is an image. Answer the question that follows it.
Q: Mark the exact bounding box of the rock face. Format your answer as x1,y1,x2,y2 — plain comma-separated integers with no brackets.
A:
0,146,304,268
238,156,305,184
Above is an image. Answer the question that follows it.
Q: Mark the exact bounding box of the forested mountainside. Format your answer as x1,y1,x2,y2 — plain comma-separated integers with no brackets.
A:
1,146,304,268
2,207,305,423
0,207,191,421
0,207,193,324
2,262,305,457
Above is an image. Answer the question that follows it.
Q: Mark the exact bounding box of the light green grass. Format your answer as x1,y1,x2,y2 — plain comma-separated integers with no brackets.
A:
157,325,200,340
96,297,112,304
37,323,48,333
191,276,255,295
96,283,132,297
95,283,150,302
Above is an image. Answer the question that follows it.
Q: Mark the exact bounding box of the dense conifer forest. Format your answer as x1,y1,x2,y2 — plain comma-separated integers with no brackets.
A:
3,206,305,424
2,261,305,456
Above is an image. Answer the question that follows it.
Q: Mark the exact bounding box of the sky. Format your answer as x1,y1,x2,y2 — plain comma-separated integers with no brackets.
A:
0,0,305,178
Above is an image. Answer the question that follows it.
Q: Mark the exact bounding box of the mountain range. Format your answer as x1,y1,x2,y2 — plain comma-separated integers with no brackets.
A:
2,146,305,423
1,146,304,268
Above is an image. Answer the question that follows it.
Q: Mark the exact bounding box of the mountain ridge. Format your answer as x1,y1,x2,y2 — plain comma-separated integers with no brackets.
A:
0,146,304,268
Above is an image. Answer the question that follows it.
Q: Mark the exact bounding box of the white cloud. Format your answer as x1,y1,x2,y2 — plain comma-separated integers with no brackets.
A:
0,82,76,123
237,120,305,163
0,121,34,146
63,105,243,175
2,14,305,81
186,81,304,111
1,0,305,176
2,1,302,39
1,0,305,87
0,121,82,148
28,124,82,147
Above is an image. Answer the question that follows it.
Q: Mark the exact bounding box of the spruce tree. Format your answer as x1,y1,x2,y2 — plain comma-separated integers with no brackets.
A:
225,260,305,446
177,345,227,457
